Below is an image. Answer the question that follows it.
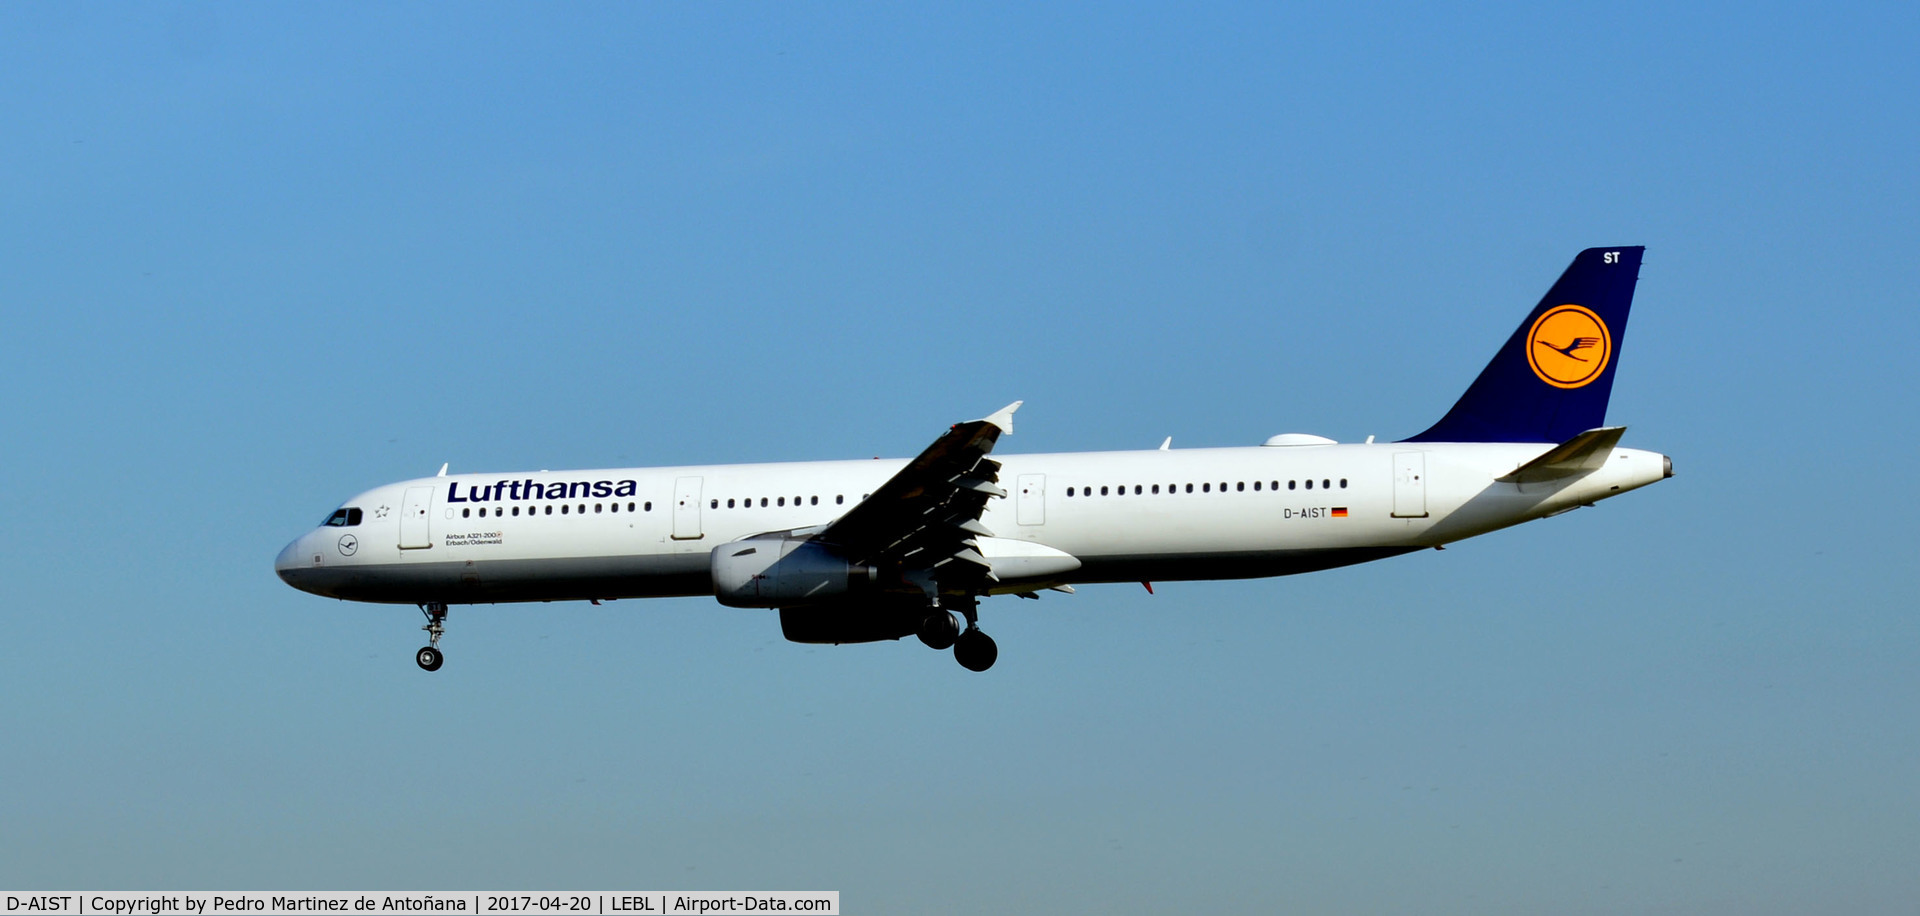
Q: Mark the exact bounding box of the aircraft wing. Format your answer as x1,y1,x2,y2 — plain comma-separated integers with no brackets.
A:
817,402,1021,590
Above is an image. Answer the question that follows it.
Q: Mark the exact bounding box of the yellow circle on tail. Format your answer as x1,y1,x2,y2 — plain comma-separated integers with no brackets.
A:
1526,304,1612,389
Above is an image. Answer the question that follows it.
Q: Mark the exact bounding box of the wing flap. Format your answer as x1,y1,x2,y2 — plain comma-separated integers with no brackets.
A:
817,403,1023,595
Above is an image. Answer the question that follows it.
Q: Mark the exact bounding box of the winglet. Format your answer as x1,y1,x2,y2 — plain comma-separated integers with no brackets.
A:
436,463,449,477
979,401,1023,434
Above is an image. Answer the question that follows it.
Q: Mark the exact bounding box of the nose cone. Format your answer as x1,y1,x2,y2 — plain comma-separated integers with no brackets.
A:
275,536,305,586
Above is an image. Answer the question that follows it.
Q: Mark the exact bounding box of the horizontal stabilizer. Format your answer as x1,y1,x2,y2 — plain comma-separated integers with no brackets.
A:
1497,426,1626,483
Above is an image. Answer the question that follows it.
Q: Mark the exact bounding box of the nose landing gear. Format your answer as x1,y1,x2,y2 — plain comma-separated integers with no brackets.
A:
416,602,448,671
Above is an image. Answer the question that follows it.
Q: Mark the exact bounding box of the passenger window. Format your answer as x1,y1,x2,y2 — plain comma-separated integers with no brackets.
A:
837,495,845,504
1134,485,1142,495
811,496,818,505
1289,480,1297,490
513,506,520,516
1203,483,1210,493
561,505,568,515
778,497,786,507
643,502,651,512
628,502,636,511
1305,480,1313,489
1100,486,1109,496
727,498,736,508
547,505,555,515
1067,487,1076,497
1236,482,1245,492
1323,479,1331,490
1185,483,1193,493
1151,484,1160,494
1340,479,1348,488
462,508,471,518
597,504,605,513
761,498,769,507
710,499,717,509
1253,481,1261,491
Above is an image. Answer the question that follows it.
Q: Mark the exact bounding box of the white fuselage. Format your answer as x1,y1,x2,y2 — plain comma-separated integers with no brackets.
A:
274,439,1670,606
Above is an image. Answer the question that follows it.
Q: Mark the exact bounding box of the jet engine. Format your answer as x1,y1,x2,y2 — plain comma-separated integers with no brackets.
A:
778,602,922,644
711,536,878,608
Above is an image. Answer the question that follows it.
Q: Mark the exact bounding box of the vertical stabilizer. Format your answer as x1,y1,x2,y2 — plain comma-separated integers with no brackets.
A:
1404,247,1644,443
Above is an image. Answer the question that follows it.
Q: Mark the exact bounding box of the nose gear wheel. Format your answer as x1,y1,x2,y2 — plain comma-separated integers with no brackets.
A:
416,602,449,672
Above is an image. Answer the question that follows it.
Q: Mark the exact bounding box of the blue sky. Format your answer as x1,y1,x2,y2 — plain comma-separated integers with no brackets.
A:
3,3,1917,912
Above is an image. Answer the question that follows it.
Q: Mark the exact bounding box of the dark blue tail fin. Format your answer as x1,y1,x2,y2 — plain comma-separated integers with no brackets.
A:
1404,247,1644,443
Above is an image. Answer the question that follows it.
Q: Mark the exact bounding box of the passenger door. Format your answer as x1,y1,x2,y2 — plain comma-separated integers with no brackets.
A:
672,476,704,540
1016,473,1046,526
1392,452,1428,518
400,486,434,548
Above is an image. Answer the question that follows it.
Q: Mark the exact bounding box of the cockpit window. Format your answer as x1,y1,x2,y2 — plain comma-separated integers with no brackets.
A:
323,508,364,527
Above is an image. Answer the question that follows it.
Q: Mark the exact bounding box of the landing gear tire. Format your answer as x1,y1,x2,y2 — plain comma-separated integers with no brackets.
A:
416,646,443,671
918,611,960,650
416,602,449,672
953,628,997,672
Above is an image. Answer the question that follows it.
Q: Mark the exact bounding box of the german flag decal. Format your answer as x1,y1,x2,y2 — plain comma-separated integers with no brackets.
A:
1331,507,1349,518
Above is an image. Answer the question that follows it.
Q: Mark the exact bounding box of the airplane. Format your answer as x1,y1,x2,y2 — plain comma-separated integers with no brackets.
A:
275,247,1670,673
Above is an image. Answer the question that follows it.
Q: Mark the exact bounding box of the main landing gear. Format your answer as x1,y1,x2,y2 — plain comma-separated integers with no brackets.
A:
954,626,997,673
416,602,448,672
920,599,997,672
917,610,959,650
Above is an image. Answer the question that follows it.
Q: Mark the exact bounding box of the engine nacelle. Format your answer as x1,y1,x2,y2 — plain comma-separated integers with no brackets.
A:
711,536,877,608
779,603,921,645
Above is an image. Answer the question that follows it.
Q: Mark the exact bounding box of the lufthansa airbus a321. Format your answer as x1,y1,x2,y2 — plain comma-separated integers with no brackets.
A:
276,247,1671,673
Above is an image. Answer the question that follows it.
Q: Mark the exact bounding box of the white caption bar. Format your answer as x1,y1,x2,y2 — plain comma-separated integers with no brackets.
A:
2,894,838,916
